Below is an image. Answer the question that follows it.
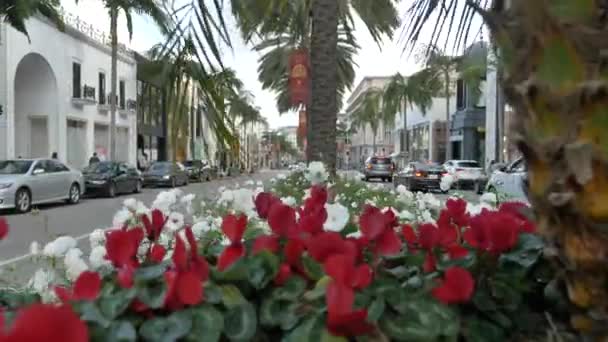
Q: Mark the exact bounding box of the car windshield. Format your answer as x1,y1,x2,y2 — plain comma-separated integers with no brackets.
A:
87,162,115,174
415,163,443,171
371,158,391,164
456,161,480,168
149,163,170,172
0,160,33,175
183,161,195,167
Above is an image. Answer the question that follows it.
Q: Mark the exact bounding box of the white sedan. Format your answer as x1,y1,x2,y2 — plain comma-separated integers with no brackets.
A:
443,160,485,189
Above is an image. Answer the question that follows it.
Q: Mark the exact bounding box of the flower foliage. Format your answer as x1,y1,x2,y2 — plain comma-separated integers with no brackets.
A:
0,169,554,341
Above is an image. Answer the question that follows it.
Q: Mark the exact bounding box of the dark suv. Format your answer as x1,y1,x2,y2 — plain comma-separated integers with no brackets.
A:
363,156,395,182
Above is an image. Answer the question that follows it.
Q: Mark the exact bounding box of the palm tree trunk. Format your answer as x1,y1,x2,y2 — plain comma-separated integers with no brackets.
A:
372,130,377,155
309,0,338,176
109,7,118,161
402,101,408,164
444,71,450,162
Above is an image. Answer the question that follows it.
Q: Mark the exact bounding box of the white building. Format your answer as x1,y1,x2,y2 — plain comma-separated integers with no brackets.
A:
0,13,137,168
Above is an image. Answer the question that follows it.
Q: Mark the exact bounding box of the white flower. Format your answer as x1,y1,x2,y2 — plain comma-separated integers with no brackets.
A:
158,232,173,248
218,189,235,204
351,202,357,209
256,181,264,186
467,202,493,216
218,186,227,193
138,238,151,258
245,180,255,186
440,174,455,192
324,203,349,232
113,208,132,227
89,246,111,269
123,198,138,211
192,220,212,238
398,210,415,221
480,192,497,205
420,210,436,224
29,241,40,255
152,190,179,213
303,188,312,201
181,193,196,205
420,193,441,209
27,269,55,295
43,236,78,258
281,196,297,207
347,231,362,238
64,248,89,281
305,161,329,185
277,174,287,180
89,229,106,248
232,188,256,217
166,212,185,232
364,199,377,207
135,201,150,216
344,182,350,188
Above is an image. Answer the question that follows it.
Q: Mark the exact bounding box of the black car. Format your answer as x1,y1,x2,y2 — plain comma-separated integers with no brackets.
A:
393,162,448,193
183,160,205,182
143,162,189,188
84,162,143,197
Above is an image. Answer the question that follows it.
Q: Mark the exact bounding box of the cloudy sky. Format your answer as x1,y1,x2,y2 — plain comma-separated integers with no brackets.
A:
60,0,475,129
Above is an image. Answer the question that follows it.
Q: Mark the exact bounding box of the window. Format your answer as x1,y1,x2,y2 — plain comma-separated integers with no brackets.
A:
72,62,81,98
98,73,106,104
456,79,465,109
50,160,70,172
119,80,126,109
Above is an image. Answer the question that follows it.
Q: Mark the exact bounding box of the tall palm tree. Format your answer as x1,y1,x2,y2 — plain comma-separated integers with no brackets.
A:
1,0,64,39
103,0,167,161
405,0,608,337
351,90,382,154
382,68,442,158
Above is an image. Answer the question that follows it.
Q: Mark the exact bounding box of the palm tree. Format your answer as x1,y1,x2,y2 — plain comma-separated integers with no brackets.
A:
1,0,64,39
351,90,382,155
102,0,167,161
382,68,442,159
405,0,608,337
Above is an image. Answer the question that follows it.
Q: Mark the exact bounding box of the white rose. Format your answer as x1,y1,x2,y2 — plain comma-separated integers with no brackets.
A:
64,248,89,281
152,190,178,213
89,246,111,269
324,203,349,232
43,236,77,258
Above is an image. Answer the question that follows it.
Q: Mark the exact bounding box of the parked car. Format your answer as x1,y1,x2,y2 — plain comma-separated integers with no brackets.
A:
485,157,529,202
143,162,189,188
393,162,448,193
473,162,508,194
183,160,205,182
84,161,142,197
203,164,218,181
363,156,396,182
443,160,485,189
0,159,84,213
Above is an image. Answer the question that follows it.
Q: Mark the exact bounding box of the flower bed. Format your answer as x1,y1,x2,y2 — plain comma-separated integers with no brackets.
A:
0,163,559,341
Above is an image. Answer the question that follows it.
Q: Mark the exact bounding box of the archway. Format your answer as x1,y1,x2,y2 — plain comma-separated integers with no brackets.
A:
13,53,58,158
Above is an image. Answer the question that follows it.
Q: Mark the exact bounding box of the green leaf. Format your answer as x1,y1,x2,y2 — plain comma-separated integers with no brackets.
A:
139,311,193,342
221,284,246,308
499,233,544,269
260,297,301,330
273,276,307,301
77,301,111,328
473,289,497,312
138,281,167,309
282,316,325,342
437,252,476,271
321,329,347,342
247,251,280,289
303,276,330,301
213,259,249,281
302,256,324,281
186,305,224,342
367,298,385,322
224,302,257,341
204,282,223,304
108,321,137,342
463,318,506,342
134,264,168,281
100,288,137,319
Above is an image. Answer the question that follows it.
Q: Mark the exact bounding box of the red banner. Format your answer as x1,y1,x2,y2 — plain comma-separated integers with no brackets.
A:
289,49,309,106
297,110,306,149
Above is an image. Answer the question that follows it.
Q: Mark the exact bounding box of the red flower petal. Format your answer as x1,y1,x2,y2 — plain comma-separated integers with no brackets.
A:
217,244,245,271
73,271,101,301
375,229,401,256
326,281,354,316
0,217,9,240
255,192,279,219
176,270,204,306
252,235,281,255
324,254,354,284
143,209,165,240
327,309,375,337
359,206,386,240
418,223,439,250
351,264,373,290
432,267,475,304
273,263,292,286
298,211,326,236
447,245,469,259
306,232,349,263
150,244,167,263
402,225,417,245
54,286,73,303
184,227,198,253
117,266,134,289
268,203,296,237
284,239,305,267
4,304,88,342
172,234,188,271
221,214,248,243
423,252,437,273
105,229,142,268
191,255,210,280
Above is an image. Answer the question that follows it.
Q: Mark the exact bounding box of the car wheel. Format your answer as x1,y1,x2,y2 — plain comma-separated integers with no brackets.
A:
68,183,81,204
107,183,116,198
171,177,176,188
15,188,31,213
134,180,142,194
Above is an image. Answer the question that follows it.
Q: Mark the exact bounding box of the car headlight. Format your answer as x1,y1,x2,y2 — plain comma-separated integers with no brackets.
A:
163,175,171,180
0,183,12,189
90,180,107,185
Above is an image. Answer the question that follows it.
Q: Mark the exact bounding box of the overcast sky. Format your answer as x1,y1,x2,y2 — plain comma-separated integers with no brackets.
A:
60,0,479,129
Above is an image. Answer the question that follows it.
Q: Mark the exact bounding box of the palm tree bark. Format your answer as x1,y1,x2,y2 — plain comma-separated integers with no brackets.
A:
109,7,118,161
309,0,338,175
444,71,450,162
402,101,408,163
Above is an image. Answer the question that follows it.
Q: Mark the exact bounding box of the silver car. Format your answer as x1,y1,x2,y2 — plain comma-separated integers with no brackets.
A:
0,159,85,213
486,157,529,203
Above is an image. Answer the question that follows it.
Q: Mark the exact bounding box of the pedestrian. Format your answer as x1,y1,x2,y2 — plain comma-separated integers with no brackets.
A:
89,152,100,165
17,156,22,159
51,152,58,159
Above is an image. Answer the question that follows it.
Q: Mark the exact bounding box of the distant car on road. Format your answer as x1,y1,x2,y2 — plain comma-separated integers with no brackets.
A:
363,156,395,182
84,161,142,197
485,157,529,202
393,162,448,193
443,160,485,189
0,159,84,213
183,160,205,182
143,162,189,188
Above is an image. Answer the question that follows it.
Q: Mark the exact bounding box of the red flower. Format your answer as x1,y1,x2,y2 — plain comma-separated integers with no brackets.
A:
306,232,357,263
464,209,519,254
358,206,401,256
402,225,417,249
105,228,144,268
0,217,8,240
221,214,247,244
255,192,280,219
432,267,475,304
117,266,135,288
417,223,439,250
268,203,296,237
273,263,292,286
303,185,328,212
440,198,470,229
142,209,166,241
150,244,166,263
252,235,280,255
297,207,326,236
217,244,245,271
175,270,203,305
499,202,536,233
327,309,375,337
423,252,437,273
284,239,305,267
55,271,102,302
1,304,88,342
324,254,372,290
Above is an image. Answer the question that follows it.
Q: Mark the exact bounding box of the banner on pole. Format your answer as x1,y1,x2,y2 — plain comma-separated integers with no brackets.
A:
289,49,309,106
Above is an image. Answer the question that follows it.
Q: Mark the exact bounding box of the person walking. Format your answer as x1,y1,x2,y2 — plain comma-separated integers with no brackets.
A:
89,152,100,165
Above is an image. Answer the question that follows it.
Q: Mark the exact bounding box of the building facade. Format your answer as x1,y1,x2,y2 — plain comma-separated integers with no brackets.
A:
0,13,137,168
